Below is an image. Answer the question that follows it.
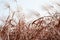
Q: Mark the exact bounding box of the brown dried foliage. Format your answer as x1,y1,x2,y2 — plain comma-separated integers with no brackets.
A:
0,1,60,40
0,13,60,40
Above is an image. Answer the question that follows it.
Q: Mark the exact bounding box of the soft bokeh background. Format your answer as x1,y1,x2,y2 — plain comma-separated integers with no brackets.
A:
0,0,60,25
0,0,50,17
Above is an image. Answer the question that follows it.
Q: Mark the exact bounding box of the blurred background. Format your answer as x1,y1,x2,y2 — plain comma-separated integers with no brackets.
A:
0,0,60,25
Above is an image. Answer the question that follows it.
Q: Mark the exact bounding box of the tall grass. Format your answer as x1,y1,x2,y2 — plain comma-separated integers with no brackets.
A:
0,0,60,40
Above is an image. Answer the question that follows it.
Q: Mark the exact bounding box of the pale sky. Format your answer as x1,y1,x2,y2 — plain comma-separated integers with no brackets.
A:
0,0,60,25
0,0,51,17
